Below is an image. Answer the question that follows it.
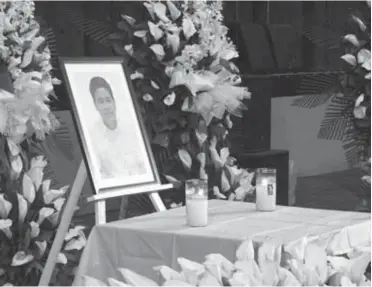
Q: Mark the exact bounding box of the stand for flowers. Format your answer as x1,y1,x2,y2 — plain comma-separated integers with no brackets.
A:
39,161,171,286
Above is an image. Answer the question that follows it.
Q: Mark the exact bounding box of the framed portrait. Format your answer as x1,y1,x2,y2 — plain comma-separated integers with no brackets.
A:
59,57,160,194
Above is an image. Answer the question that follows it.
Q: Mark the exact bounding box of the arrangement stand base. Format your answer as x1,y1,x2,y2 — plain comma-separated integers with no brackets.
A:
39,161,172,286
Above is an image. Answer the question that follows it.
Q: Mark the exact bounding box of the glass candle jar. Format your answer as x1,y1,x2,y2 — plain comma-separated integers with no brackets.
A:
185,179,208,227
255,168,277,211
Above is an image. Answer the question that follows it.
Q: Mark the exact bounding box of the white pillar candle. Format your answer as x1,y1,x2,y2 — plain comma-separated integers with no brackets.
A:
186,195,208,227
185,179,208,227
256,176,277,212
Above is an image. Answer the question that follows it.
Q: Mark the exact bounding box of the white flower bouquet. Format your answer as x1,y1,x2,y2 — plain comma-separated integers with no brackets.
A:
82,231,371,286
109,0,254,209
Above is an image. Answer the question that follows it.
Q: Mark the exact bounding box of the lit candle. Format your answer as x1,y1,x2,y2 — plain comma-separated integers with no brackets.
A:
185,179,208,227
256,169,277,211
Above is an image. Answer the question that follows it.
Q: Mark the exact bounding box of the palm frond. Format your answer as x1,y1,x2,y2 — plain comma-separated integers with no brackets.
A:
318,94,354,140
291,93,332,109
291,72,342,108
341,119,369,167
57,2,115,47
302,24,343,50
42,27,59,66
126,194,155,218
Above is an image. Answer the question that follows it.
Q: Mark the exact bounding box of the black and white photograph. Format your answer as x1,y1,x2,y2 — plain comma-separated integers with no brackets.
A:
0,1,370,286
60,59,158,192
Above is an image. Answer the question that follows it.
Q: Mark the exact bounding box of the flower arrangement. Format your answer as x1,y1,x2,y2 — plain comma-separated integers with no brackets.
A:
0,0,60,142
0,153,86,286
110,0,254,208
82,230,371,286
0,1,85,285
340,8,371,207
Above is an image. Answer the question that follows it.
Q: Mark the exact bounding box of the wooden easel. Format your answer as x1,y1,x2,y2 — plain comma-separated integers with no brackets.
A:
38,161,172,286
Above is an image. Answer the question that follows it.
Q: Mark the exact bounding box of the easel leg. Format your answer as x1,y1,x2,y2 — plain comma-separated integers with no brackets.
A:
95,200,106,224
149,192,166,212
39,161,87,286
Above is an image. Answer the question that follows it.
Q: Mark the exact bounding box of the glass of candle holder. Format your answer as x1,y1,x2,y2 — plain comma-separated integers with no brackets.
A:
255,168,277,211
185,179,208,227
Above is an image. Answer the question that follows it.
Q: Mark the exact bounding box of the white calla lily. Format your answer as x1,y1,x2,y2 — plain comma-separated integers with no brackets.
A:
64,232,87,251
11,251,34,267
164,92,176,106
22,174,35,204
357,49,371,71
0,219,12,239
178,149,192,171
121,14,136,26
143,93,153,102
42,179,51,194
153,2,170,23
6,138,20,156
57,253,68,265
37,207,54,225
352,15,367,32
341,54,357,66
213,186,226,199
353,106,367,119
44,185,68,205
65,226,85,241
17,194,28,223
11,155,23,176
53,197,66,211
130,71,144,81
150,44,165,61
124,44,133,56
166,0,181,21
30,221,40,238
166,33,180,54
143,2,155,20
0,194,12,219
148,21,164,41
27,156,47,190
0,103,8,134
182,17,196,40
343,34,360,47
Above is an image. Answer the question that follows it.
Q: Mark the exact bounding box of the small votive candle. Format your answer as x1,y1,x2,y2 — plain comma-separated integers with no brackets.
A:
255,168,277,211
185,179,208,227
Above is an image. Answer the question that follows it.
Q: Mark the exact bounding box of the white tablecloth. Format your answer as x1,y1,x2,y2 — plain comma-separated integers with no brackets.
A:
74,200,371,285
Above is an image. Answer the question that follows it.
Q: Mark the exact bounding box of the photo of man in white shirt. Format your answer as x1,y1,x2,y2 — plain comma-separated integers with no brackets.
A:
88,76,147,179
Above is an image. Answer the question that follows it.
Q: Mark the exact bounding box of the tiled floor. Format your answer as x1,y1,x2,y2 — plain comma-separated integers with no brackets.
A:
74,168,369,234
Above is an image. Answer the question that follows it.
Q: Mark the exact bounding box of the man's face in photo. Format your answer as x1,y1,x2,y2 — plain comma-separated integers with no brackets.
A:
94,87,116,121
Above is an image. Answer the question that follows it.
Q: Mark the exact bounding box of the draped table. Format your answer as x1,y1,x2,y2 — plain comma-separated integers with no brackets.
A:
73,200,371,285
